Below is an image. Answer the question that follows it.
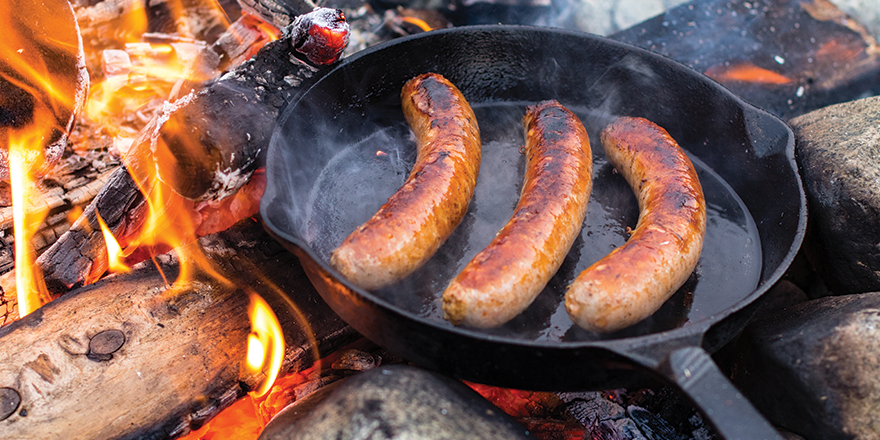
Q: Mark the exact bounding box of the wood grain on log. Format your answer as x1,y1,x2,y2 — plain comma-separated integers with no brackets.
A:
0,221,358,439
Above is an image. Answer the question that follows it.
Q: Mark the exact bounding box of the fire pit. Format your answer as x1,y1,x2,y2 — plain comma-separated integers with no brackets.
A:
3,0,880,438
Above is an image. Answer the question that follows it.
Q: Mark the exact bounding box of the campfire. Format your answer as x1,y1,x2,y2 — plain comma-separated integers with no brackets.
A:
2,0,880,438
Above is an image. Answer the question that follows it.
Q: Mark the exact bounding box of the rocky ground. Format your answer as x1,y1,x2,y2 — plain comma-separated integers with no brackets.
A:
833,0,880,41
572,0,880,38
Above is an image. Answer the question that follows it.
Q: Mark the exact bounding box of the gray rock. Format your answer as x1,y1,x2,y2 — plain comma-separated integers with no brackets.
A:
732,292,880,440
834,0,880,42
258,364,531,440
557,0,690,36
789,96,880,295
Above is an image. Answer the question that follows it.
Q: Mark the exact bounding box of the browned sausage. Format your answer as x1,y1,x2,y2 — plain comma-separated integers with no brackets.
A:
565,116,706,333
329,73,481,290
443,100,593,328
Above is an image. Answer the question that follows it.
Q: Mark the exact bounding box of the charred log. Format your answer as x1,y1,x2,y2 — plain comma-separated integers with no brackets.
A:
35,8,349,295
238,0,318,30
0,221,358,439
126,7,348,202
35,166,146,294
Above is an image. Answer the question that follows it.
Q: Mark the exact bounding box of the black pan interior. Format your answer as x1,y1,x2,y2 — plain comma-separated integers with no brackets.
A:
262,25,804,346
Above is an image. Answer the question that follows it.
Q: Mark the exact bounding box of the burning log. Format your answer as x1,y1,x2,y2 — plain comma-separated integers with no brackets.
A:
75,0,232,73
124,7,349,202
34,7,350,296
35,166,146,294
0,221,358,439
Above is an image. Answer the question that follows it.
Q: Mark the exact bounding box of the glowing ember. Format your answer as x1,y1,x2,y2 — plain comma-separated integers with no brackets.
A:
813,39,866,68
246,292,285,397
180,345,352,440
704,62,792,85
292,8,350,65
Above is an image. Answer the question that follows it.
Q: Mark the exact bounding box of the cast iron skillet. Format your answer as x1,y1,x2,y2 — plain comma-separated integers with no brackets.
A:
261,25,806,439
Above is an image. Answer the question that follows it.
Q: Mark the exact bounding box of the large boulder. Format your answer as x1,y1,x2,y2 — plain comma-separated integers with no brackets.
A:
258,364,531,440
789,96,880,295
732,292,880,439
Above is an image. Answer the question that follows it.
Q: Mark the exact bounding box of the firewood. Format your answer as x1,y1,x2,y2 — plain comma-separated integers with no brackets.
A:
75,0,230,73
237,0,318,30
34,8,349,297
35,166,146,295
0,221,358,439
123,7,347,202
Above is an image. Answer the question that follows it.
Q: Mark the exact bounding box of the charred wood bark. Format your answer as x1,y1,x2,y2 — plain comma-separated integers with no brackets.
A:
611,0,880,119
36,8,348,295
237,0,317,30
35,166,146,294
126,7,347,202
0,221,359,439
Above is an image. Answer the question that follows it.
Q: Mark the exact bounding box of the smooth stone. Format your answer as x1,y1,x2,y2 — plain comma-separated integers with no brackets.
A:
258,364,531,439
733,292,880,439
789,96,880,295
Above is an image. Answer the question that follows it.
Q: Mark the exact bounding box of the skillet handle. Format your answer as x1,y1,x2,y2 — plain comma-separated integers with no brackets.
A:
659,346,783,440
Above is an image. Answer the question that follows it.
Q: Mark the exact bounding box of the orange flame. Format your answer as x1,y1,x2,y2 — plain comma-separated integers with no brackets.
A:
400,16,434,33
1,0,85,316
8,116,53,316
251,15,282,41
178,263,326,439
86,42,214,134
246,292,284,397
75,3,285,405
96,210,131,273
704,62,792,85
80,0,251,287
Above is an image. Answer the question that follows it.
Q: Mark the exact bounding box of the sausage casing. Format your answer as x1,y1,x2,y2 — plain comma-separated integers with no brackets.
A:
443,100,593,328
329,73,481,290
565,116,706,333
